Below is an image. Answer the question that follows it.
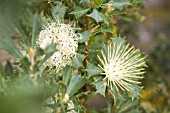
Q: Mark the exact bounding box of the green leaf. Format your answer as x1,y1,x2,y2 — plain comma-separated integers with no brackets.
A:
131,0,141,4
62,66,72,86
92,0,103,8
31,13,42,48
85,62,103,76
70,8,90,19
66,74,86,97
4,60,14,79
88,9,103,23
40,43,57,66
112,37,126,45
99,12,109,24
110,10,125,15
1,36,22,58
0,62,4,77
79,30,91,43
95,80,106,96
81,0,90,3
126,85,142,100
51,1,66,22
20,57,31,75
72,53,85,68
116,99,139,113
109,0,131,9
107,99,114,113
110,86,124,104
127,109,142,113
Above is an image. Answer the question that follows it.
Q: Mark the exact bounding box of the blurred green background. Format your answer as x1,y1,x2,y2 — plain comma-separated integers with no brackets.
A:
0,0,169,113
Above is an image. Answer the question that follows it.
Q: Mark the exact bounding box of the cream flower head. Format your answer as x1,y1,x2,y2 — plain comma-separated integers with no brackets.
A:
98,42,147,91
36,21,79,72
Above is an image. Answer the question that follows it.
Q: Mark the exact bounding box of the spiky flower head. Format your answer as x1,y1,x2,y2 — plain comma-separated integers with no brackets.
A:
36,21,79,72
98,42,147,92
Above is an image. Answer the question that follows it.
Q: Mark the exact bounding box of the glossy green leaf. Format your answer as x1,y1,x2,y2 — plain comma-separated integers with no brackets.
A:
88,9,103,23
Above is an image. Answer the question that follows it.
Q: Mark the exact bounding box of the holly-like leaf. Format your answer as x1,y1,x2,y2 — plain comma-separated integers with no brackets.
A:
109,0,131,9
85,62,103,76
72,53,85,68
127,85,142,100
79,30,91,43
70,8,90,19
66,74,86,97
88,9,103,23
51,1,66,22
112,37,126,45
95,80,106,96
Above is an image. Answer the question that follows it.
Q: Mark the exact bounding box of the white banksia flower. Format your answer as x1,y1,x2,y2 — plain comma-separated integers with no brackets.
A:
36,21,79,72
98,43,147,91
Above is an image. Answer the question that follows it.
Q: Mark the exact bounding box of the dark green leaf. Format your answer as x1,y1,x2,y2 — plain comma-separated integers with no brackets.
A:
20,57,31,75
5,60,14,79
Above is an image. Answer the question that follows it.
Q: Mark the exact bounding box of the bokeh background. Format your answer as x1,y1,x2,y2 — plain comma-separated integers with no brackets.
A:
0,0,170,113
